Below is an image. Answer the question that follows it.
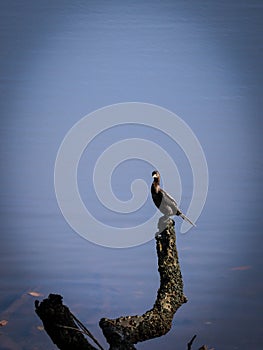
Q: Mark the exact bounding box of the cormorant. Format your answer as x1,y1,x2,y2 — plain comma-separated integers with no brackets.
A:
151,170,196,226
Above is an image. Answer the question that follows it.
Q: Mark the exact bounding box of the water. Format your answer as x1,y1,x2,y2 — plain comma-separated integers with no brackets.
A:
1,1,263,349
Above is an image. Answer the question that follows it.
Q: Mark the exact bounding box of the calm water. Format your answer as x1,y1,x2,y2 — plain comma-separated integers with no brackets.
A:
1,1,263,349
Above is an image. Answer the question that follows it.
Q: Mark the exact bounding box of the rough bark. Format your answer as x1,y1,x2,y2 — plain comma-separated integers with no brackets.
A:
35,294,97,350
99,217,187,349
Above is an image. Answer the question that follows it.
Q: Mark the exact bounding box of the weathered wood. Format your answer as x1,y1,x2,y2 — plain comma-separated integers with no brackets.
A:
35,294,98,350
99,217,187,349
35,217,209,349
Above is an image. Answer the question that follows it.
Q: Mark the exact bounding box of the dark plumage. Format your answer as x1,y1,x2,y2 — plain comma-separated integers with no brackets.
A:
151,170,196,226
151,170,181,216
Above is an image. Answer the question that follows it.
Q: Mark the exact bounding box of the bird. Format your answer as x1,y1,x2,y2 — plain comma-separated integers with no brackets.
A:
151,170,196,226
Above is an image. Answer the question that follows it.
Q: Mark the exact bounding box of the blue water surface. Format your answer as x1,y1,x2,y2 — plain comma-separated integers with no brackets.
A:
0,1,262,349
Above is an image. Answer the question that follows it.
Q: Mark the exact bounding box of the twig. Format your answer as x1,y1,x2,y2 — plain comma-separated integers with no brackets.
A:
70,312,105,350
187,334,197,350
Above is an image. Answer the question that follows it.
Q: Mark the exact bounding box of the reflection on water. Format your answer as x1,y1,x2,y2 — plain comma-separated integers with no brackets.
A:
0,1,262,349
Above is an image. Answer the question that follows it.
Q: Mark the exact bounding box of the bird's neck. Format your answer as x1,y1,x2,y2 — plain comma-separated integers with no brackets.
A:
152,181,160,193
153,177,160,185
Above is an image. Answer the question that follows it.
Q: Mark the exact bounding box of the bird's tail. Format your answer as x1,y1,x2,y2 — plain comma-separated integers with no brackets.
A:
179,212,196,227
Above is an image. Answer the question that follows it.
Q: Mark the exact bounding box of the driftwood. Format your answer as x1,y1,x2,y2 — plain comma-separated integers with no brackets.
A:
35,217,208,349
35,294,98,350
99,217,187,349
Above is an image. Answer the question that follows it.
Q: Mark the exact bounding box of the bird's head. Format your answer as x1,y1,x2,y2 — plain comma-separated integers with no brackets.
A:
152,170,160,183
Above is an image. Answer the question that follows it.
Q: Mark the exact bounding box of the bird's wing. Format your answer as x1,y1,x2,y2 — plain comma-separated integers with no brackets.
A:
160,189,178,205
159,189,179,212
160,189,196,226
